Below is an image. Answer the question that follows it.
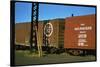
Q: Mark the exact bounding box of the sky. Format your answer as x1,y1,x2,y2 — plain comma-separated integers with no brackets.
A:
15,2,96,23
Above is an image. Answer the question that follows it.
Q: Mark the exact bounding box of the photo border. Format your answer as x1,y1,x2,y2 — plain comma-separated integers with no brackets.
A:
10,1,97,66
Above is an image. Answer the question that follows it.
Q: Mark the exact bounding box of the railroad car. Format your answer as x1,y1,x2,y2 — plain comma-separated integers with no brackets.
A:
15,14,96,55
64,14,96,55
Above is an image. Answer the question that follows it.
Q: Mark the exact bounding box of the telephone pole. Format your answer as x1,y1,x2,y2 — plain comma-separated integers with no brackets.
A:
30,2,42,57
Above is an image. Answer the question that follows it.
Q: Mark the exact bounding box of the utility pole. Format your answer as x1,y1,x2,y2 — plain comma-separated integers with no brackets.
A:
30,2,42,57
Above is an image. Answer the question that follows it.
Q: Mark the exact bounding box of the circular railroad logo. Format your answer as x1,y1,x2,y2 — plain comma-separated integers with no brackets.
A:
44,22,53,37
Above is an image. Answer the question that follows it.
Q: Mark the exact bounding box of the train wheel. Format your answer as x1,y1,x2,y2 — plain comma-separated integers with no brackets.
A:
83,50,87,56
50,47,57,54
68,50,83,56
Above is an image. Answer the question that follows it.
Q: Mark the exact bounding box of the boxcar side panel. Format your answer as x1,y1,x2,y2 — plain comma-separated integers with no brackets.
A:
64,14,96,50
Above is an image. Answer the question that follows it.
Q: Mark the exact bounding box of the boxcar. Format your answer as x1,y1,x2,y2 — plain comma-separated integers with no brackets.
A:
64,14,96,55
15,14,96,55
